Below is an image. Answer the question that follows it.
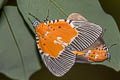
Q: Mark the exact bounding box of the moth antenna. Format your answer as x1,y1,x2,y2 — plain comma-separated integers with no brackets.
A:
108,43,117,49
29,13,41,22
44,9,49,22
46,9,49,20
28,18,33,24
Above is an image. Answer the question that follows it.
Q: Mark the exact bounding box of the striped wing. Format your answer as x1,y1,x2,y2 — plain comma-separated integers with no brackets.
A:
36,34,76,77
69,21,103,52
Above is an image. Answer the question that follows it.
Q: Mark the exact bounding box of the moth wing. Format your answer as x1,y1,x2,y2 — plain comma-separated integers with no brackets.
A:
41,48,76,77
75,55,90,63
36,35,76,77
69,21,103,51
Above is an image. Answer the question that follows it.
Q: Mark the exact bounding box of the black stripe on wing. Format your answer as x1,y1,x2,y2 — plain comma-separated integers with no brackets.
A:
35,34,43,54
41,47,76,77
69,21,102,51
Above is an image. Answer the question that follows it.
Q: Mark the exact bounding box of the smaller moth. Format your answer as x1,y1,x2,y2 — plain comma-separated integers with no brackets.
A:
29,13,111,77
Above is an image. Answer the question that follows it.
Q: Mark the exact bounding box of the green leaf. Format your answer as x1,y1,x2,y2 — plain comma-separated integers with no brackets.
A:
0,6,41,80
17,0,120,71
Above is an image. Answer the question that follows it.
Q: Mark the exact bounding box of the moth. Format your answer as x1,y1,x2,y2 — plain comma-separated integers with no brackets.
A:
29,13,111,77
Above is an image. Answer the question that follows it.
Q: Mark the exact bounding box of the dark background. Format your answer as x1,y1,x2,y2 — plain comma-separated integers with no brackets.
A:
1,0,120,80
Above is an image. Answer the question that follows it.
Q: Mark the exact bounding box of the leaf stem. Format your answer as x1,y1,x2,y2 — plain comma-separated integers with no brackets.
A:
49,0,68,17
3,10,27,80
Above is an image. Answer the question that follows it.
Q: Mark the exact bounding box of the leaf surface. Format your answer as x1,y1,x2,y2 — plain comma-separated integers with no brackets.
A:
0,6,41,80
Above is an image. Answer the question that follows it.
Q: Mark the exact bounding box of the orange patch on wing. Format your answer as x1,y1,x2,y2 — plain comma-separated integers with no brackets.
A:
87,45,107,62
36,21,78,58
